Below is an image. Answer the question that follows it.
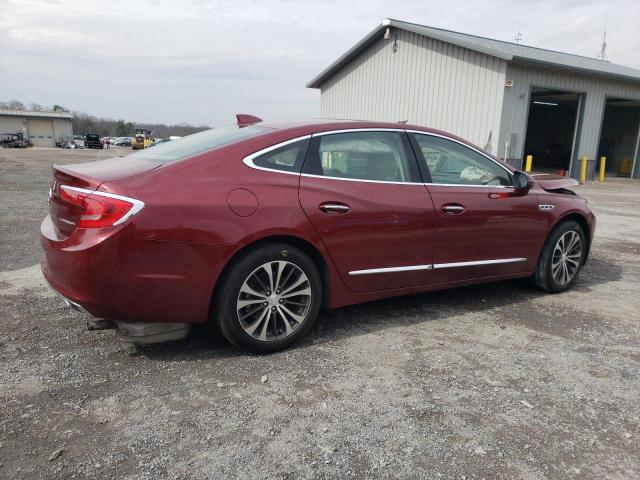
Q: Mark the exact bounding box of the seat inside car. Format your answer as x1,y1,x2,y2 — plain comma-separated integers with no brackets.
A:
366,152,401,181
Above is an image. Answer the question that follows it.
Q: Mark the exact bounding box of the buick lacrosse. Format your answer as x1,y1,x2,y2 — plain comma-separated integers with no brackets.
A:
41,115,595,352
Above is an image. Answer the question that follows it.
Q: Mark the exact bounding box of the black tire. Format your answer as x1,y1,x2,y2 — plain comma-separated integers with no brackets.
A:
533,220,586,293
213,243,322,353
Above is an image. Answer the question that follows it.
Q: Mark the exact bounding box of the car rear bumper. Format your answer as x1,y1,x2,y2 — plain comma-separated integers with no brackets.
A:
40,214,236,327
43,274,190,343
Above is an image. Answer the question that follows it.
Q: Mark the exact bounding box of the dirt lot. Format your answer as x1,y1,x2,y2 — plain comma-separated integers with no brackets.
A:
1,147,639,479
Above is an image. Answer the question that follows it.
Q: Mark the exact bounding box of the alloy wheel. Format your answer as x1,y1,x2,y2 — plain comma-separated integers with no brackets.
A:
551,231,582,285
236,261,312,342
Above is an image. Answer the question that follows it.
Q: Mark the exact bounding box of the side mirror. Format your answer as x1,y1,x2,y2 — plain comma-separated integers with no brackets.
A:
513,171,531,190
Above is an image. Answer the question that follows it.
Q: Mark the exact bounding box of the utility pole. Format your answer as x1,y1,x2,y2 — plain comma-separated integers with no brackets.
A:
515,31,522,45
597,15,608,61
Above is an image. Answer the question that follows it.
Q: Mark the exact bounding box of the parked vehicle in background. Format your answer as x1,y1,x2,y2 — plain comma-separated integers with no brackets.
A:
84,134,102,149
112,137,132,147
1,132,31,148
132,128,152,150
41,116,595,353
56,137,79,149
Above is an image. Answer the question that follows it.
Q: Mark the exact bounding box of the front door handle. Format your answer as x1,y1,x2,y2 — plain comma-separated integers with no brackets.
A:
319,202,350,214
441,204,465,214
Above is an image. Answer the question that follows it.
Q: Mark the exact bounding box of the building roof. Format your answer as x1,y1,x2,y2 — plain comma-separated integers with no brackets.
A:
307,18,640,88
0,109,74,119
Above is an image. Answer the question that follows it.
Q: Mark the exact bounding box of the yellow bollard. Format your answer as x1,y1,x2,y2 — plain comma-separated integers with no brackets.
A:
598,156,606,182
579,156,588,183
525,155,533,172
620,157,631,176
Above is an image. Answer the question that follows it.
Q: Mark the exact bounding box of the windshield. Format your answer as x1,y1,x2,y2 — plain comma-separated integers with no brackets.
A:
127,125,272,163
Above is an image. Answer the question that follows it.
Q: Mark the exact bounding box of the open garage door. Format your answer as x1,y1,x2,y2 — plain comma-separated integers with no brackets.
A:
597,98,640,178
523,88,581,175
27,119,55,147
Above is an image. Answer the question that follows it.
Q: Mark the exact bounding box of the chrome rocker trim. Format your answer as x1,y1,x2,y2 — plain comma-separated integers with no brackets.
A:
349,264,434,276
348,258,527,276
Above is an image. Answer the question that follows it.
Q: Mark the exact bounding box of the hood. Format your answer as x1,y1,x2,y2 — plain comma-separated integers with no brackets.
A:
530,173,579,192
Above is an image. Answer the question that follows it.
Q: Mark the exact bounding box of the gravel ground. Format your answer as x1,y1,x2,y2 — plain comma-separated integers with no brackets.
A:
1,147,639,479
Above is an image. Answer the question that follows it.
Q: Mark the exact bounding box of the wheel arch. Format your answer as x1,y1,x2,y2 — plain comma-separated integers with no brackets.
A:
551,211,592,262
208,234,332,320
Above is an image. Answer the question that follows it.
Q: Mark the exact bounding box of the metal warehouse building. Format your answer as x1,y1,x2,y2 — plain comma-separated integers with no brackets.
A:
308,19,640,179
0,110,74,147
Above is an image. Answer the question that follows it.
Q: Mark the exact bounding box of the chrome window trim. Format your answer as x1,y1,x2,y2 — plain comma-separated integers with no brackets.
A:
348,257,527,276
432,258,527,269
301,172,424,186
60,185,145,225
242,128,515,187
312,128,406,136
406,129,515,185
349,264,434,276
425,183,514,189
241,134,311,176
242,129,426,185
308,128,419,185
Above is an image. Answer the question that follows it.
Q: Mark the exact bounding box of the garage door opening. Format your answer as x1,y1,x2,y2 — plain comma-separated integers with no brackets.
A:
597,98,640,177
523,88,581,174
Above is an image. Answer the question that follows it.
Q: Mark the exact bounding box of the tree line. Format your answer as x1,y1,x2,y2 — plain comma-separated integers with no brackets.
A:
1,100,210,139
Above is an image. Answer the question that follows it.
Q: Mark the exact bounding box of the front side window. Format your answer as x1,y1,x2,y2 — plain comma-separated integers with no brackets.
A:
305,131,412,183
412,134,512,186
252,139,309,172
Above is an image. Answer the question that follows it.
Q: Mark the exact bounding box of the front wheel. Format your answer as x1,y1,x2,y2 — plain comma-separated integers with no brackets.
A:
533,220,586,292
213,243,322,353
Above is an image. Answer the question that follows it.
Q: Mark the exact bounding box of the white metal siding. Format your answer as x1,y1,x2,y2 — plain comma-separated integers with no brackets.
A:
320,30,507,154
498,63,640,176
53,118,73,141
0,115,27,136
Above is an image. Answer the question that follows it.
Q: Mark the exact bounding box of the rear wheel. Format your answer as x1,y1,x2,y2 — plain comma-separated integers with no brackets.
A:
533,220,586,292
214,243,322,353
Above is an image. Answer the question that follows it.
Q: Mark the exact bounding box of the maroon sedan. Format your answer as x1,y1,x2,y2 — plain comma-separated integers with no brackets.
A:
41,116,595,352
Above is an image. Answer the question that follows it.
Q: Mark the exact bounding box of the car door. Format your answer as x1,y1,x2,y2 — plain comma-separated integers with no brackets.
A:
408,131,543,283
299,129,436,293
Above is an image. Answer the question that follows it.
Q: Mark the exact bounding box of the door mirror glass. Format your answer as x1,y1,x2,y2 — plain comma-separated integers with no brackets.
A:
513,171,530,189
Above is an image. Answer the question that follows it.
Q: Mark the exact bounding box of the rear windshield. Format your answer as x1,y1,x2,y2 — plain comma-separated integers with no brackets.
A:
86,134,99,139
127,125,272,163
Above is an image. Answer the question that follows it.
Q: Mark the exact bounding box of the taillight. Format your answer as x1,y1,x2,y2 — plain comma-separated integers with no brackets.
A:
59,186,144,228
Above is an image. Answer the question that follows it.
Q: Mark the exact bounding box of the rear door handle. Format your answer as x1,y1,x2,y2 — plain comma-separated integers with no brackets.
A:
441,204,465,214
319,202,350,214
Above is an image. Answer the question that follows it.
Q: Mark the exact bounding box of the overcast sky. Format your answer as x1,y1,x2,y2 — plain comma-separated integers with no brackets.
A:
1,0,638,127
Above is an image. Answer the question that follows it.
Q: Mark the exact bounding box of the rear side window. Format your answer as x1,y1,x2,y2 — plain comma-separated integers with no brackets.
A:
304,131,413,183
252,138,310,172
127,125,272,163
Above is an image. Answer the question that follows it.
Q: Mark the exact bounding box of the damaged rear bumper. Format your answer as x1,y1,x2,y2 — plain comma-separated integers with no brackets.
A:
45,275,190,344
